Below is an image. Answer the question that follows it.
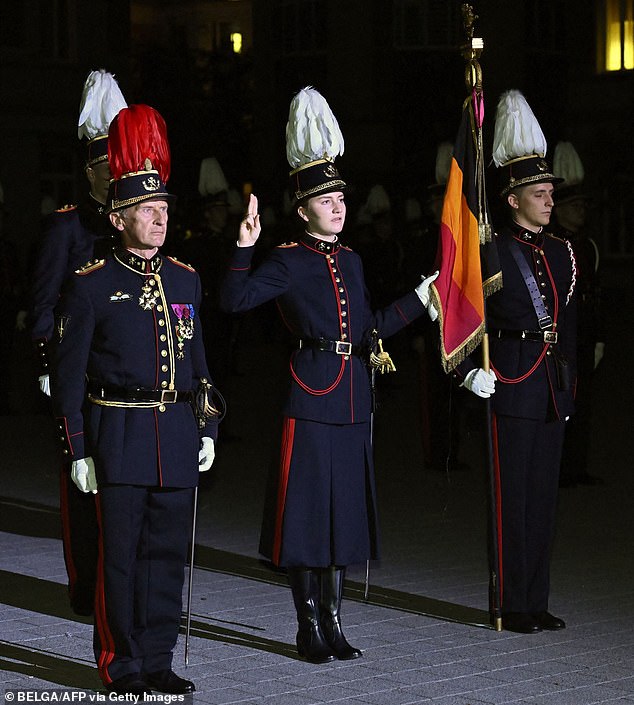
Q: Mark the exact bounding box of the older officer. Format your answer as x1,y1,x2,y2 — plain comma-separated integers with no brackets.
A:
459,91,576,634
51,105,218,696
30,70,126,616
221,88,438,663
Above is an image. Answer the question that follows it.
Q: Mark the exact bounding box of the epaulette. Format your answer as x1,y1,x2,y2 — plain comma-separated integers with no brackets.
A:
75,259,106,275
544,231,565,243
55,204,78,213
277,242,299,248
340,244,353,252
167,255,196,272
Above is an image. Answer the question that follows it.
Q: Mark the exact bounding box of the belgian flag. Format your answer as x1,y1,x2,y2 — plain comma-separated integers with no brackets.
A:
430,92,502,373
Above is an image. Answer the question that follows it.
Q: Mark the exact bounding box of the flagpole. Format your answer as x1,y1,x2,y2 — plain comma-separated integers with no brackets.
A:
461,4,503,632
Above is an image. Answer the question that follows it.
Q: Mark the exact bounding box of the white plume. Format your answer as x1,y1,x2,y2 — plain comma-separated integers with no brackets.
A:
365,184,391,216
78,69,127,140
553,142,584,186
492,90,547,167
435,141,453,186
198,157,229,197
286,86,344,168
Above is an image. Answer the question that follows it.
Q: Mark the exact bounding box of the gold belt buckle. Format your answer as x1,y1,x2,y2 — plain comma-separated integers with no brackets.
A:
160,389,178,403
543,331,558,344
335,341,352,355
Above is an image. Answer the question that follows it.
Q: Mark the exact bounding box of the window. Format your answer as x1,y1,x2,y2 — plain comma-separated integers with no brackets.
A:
38,0,76,61
393,0,461,50
598,0,634,71
277,0,327,55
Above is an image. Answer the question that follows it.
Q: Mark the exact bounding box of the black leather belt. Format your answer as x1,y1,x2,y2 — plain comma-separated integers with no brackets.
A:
492,329,558,344
87,381,193,403
299,338,363,356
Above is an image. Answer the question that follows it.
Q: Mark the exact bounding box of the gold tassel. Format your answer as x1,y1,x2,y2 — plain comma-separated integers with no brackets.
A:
369,339,396,374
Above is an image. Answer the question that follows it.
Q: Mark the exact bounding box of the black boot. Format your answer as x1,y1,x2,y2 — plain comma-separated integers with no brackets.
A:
287,567,335,664
319,566,362,660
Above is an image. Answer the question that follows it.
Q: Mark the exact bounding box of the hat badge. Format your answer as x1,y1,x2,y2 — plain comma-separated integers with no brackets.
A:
323,163,338,178
537,159,548,172
142,176,161,192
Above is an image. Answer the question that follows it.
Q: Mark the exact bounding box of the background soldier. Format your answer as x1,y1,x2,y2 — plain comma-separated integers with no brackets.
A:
552,141,605,487
51,104,218,696
30,69,126,616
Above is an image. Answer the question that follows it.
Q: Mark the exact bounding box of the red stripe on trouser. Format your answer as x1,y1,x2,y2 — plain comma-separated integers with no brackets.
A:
272,417,295,566
59,466,78,593
93,495,115,684
490,413,504,607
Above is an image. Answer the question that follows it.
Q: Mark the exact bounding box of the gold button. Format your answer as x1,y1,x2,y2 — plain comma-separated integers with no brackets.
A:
158,404,166,412
335,278,341,283
63,449,69,455
339,287,344,293
341,322,347,328
149,279,156,286
160,334,166,341
546,351,552,356
38,341,45,347
344,355,350,361
161,381,168,388
340,299,346,305
341,334,347,340
59,436,65,441
161,350,168,357
341,311,347,317
332,268,337,273
158,319,165,326
162,365,168,372
157,305,163,312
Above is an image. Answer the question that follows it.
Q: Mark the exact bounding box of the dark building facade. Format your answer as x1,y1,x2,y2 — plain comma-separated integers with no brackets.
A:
0,0,632,287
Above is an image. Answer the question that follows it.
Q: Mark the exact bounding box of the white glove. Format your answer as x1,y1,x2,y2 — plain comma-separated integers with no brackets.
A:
71,457,98,494
594,342,605,369
39,374,51,396
462,368,497,398
414,271,440,306
198,437,215,472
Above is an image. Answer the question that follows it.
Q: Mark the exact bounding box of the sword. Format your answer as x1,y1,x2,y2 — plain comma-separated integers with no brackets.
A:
184,485,198,666
364,365,377,602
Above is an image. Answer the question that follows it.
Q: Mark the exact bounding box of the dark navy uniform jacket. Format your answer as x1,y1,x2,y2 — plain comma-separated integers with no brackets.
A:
220,233,426,423
31,196,117,374
458,223,577,421
51,248,217,488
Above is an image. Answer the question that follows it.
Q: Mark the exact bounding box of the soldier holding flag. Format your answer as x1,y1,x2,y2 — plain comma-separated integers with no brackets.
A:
456,91,577,633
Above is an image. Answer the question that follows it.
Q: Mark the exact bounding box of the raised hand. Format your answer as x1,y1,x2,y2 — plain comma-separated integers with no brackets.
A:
238,193,261,247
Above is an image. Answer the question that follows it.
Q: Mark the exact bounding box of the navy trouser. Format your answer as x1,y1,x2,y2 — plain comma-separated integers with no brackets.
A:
492,414,565,614
94,485,194,685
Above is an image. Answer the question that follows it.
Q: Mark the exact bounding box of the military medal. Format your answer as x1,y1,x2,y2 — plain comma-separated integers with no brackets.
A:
139,278,160,310
171,304,195,359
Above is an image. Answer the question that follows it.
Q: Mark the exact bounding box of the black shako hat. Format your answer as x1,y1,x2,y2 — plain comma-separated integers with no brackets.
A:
78,69,127,168
106,104,176,213
286,86,347,204
492,90,563,198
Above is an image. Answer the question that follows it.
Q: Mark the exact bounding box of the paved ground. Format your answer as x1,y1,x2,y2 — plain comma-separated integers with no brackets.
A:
1,292,633,704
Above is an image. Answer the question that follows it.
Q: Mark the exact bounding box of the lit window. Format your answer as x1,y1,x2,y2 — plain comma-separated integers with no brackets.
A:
231,32,243,54
602,0,634,70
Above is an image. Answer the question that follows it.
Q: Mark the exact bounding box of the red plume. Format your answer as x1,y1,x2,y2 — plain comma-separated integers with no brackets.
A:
108,104,171,183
